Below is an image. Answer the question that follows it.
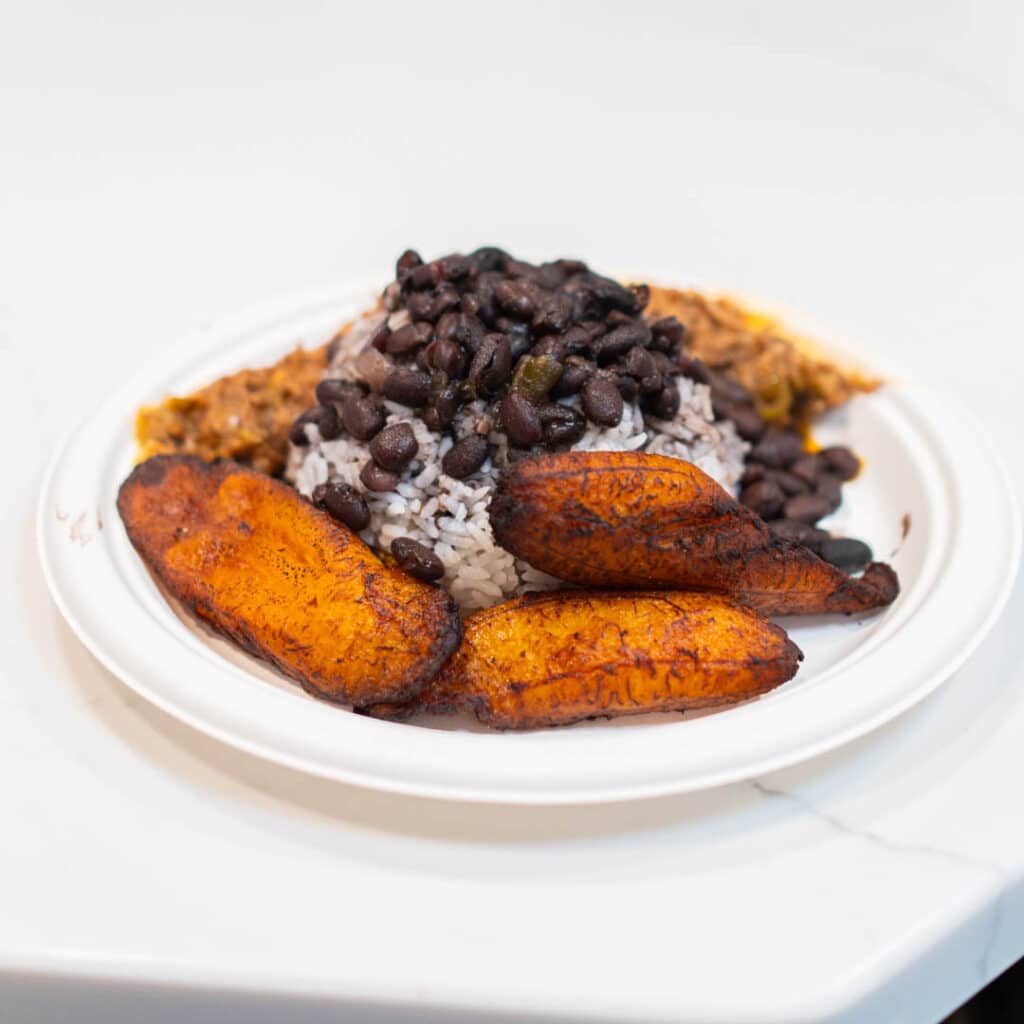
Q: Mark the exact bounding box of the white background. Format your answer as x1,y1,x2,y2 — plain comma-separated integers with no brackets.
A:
3,3,1024,1022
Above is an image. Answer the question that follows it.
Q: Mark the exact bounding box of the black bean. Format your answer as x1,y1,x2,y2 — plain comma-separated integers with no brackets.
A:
783,492,834,525
816,473,843,512
504,258,540,280
315,378,364,406
429,284,461,320
650,316,686,347
615,374,639,402
605,309,634,328
535,261,567,289
494,279,537,319
565,279,603,322
749,429,805,469
741,463,767,486
386,321,432,355
648,380,680,420
370,321,391,351
769,519,830,553
560,325,592,354
426,337,468,378
820,446,860,481
438,255,472,282
505,322,532,361
342,395,386,441
530,334,568,362
622,346,657,380
582,376,624,426
630,283,650,311
469,246,510,272
441,435,490,479
741,479,785,520
532,292,573,334
360,460,400,492
391,537,445,582
404,291,435,320
312,481,371,532
790,454,822,486
538,402,586,446
289,409,319,446
471,271,501,324
460,291,481,316
589,273,639,313
383,366,432,407
593,323,650,365
677,353,711,384
550,357,593,397
727,404,766,442
767,469,810,496
421,380,460,432
708,371,751,407
500,392,544,446
819,537,873,573
556,258,588,275
369,421,418,472
468,333,512,395
408,263,441,290
396,249,423,278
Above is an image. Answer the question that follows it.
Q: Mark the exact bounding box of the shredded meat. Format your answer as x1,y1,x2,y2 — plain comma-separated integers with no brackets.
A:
646,286,880,424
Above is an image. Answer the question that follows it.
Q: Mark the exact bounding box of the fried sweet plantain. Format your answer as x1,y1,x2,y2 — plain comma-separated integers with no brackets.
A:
117,454,462,705
490,451,899,616
363,591,802,729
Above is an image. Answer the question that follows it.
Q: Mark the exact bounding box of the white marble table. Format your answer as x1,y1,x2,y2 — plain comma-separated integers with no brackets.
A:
3,3,1023,1021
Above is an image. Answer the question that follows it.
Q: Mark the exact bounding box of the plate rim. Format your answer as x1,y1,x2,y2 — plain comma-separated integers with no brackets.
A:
36,282,1023,804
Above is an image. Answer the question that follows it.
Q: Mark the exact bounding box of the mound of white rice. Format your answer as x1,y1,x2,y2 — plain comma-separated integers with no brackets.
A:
287,315,748,612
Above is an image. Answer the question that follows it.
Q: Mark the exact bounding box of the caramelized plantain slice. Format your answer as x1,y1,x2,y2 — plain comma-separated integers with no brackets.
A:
490,451,898,616
117,455,462,706
362,590,802,729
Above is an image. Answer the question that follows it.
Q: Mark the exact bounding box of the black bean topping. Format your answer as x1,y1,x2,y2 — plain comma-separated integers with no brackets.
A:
315,378,364,406
391,537,445,582
442,435,490,479
395,249,422,278
769,519,830,553
369,421,418,472
383,366,432,407
386,321,432,355
819,537,873,573
360,460,400,492
494,279,537,319
790,454,822,486
500,392,544,446
741,479,785,520
749,429,805,469
605,309,634,328
783,492,835,525
767,469,810,496
426,337,468,378
505,322,533,361
370,322,392,351
677,353,711,384
726,404,766,442
342,395,386,441
741,463,767,485
404,291,435,321
289,409,319,446
438,255,472,282
550,357,592,397
314,404,343,440
408,263,442,290
589,273,639,313
650,316,686,347
630,283,650,311
820,446,861,481
582,376,624,426
469,246,510,272
312,480,371,532
430,284,461,320
816,473,843,512
536,261,567,289
648,380,680,420
460,291,481,316
537,402,586,446
593,323,650,365
615,374,639,402
469,333,512,395
622,346,657,380
532,292,573,334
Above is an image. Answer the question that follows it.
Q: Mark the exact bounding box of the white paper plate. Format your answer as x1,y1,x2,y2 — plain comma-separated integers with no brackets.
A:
37,282,1021,804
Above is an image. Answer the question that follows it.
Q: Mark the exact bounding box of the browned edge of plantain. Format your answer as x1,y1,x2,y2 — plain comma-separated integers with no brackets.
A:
117,454,462,707
360,589,803,729
489,450,899,617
